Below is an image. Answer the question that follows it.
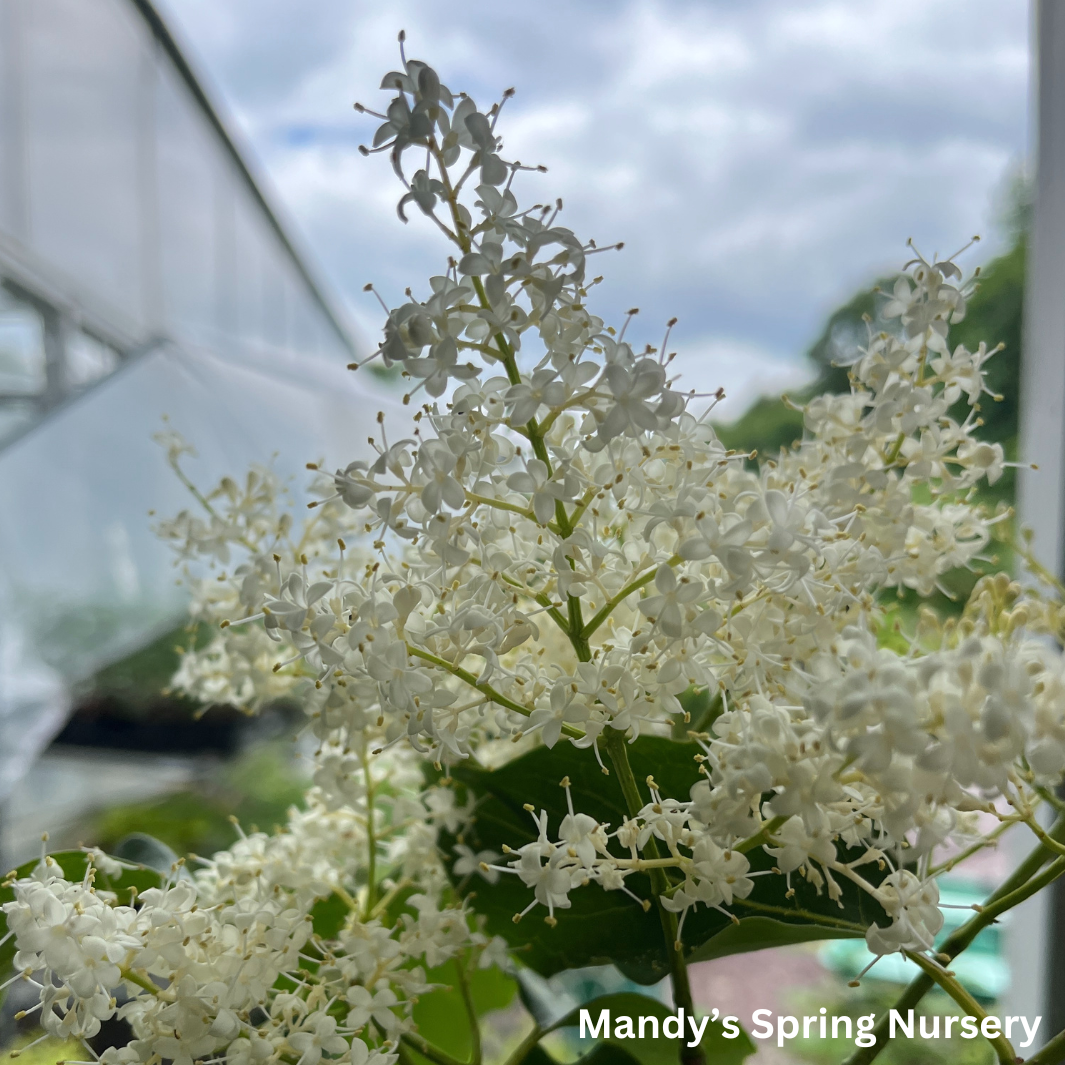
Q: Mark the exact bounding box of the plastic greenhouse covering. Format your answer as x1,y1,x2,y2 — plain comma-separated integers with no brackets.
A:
0,341,401,805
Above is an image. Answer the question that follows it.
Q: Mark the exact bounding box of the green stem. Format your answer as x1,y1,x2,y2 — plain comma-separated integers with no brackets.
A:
368,876,412,921
604,730,703,1065
334,883,361,915
495,570,569,634
927,817,1016,878
1024,1028,1065,1065
429,136,681,1065
903,951,1016,1065
582,555,682,640
561,484,600,530
884,431,906,467
500,1025,545,1065
120,968,161,996
1019,810,1065,859
464,492,541,525
431,141,595,669
730,898,864,932
362,737,378,918
569,594,589,659
469,270,588,650
615,856,689,870
455,954,482,1065
167,457,259,554
405,644,584,740
843,815,1065,1065
735,815,788,855
1035,785,1065,816
432,146,560,505
400,1033,468,1065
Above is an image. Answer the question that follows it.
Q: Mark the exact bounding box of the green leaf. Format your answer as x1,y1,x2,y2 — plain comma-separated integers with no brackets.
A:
553,992,754,1065
701,1018,756,1065
381,881,422,926
554,992,678,1065
308,881,423,944
684,915,857,964
1,850,164,974
672,688,721,740
310,893,351,939
553,992,670,1032
440,737,888,983
410,959,518,1062
520,1038,644,1065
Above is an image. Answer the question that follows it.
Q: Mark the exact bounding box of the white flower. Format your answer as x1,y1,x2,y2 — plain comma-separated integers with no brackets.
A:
866,871,944,956
452,844,501,884
529,680,590,749
366,643,433,708
507,459,579,526
289,1014,349,1065
638,565,703,638
346,987,400,1032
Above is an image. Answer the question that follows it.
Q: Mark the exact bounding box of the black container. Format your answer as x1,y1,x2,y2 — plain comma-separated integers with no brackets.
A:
51,697,250,755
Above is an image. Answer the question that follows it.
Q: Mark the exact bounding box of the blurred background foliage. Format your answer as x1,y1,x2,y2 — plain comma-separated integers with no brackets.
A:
78,622,208,715
85,743,307,858
56,620,310,860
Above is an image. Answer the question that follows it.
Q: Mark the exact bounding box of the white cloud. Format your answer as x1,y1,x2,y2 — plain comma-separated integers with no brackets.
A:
671,338,815,423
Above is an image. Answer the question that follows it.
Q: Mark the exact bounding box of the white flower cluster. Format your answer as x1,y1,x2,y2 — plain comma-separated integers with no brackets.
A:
2,759,501,1065
4,45,1062,1064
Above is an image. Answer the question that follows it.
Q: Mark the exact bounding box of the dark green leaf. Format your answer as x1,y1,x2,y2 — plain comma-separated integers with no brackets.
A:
310,893,350,939
440,737,888,983
672,688,721,740
525,1038,648,1065
466,962,519,1014
556,992,678,1065
522,1046,561,1065
553,992,674,1034
570,1044,643,1065
381,881,422,926
701,1016,756,1065
96,859,166,902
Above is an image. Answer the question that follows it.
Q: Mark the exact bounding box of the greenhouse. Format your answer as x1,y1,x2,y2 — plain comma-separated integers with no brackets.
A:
0,0,394,856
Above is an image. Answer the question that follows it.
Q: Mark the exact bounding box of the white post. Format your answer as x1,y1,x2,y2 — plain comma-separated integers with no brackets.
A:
1011,0,1065,1040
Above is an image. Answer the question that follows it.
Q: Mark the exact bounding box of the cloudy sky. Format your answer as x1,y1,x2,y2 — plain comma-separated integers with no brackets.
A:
156,0,1029,418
